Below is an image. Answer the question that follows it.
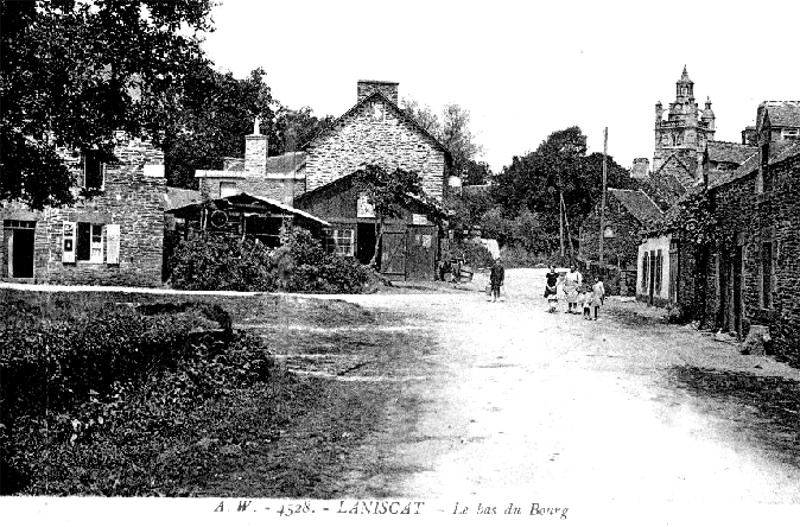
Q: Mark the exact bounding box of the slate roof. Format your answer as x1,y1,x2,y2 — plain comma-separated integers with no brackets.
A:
709,141,800,190
265,152,306,174
759,101,800,128
301,90,452,163
652,153,695,190
166,192,330,227
607,188,664,225
706,141,757,165
164,187,201,210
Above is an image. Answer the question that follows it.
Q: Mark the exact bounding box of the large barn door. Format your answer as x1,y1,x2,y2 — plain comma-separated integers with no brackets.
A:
405,226,436,280
380,230,406,279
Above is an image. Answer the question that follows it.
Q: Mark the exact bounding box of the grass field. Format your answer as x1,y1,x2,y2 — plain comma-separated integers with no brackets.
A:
0,288,427,496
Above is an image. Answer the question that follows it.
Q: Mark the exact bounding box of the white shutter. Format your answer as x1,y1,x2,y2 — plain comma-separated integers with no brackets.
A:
62,221,76,263
106,224,120,264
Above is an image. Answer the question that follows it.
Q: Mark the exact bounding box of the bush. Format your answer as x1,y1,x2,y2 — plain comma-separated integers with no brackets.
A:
449,238,495,269
168,233,276,291
168,229,375,294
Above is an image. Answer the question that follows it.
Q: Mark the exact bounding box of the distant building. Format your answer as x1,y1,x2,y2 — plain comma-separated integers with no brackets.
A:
579,189,662,295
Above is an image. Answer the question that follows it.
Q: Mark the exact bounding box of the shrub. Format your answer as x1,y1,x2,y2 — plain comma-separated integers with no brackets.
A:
168,233,276,291
168,228,375,294
448,239,495,269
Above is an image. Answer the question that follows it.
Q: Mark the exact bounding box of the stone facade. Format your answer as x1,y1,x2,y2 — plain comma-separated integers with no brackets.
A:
708,145,800,353
304,86,449,202
1,135,166,286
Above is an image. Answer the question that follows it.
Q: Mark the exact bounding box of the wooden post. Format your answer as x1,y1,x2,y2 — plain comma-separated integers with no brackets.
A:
599,127,608,265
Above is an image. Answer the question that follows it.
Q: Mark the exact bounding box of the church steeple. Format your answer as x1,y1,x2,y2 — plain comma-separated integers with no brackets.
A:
676,65,694,102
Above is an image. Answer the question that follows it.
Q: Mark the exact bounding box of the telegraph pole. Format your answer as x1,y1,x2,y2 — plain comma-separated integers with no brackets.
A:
598,127,608,265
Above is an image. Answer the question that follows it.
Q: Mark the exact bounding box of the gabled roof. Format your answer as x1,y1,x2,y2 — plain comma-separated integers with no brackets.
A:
166,192,330,227
265,151,306,174
652,153,695,190
294,169,447,218
301,90,452,163
709,141,800,190
758,101,800,129
164,187,201,210
706,141,757,165
607,188,664,225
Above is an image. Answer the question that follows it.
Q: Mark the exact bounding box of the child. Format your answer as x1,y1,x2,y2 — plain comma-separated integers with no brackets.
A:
591,276,605,320
544,265,559,313
581,286,593,319
489,257,505,302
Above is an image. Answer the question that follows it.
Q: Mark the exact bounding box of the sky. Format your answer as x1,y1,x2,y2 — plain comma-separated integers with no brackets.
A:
199,0,799,173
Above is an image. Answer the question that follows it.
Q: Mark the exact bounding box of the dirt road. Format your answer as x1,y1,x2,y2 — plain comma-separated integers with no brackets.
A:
320,268,800,520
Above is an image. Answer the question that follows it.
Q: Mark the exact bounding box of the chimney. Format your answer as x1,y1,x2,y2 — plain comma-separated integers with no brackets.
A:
245,117,268,175
357,80,399,106
632,158,650,180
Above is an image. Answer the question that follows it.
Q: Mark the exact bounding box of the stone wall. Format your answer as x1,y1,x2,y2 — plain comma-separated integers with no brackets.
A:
1,135,166,286
304,97,447,201
197,171,305,205
710,153,800,359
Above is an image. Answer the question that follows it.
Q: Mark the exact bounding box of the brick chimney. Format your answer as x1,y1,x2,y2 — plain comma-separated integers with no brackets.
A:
357,80,399,106
245,117,268,175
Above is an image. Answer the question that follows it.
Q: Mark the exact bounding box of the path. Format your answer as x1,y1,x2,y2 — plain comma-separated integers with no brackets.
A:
327,268,800,523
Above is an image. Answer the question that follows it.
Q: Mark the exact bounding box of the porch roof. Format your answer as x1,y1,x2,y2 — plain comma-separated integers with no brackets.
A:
166,192,331,227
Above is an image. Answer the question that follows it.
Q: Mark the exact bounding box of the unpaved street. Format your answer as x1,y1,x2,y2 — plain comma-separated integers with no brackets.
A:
319,268,800,518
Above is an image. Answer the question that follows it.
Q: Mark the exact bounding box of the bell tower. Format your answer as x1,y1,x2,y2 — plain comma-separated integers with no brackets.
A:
652,66,715,177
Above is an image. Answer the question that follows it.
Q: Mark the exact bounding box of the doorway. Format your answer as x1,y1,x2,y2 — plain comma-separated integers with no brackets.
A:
733,245,744,340
4,221,36,279
356,223,377,265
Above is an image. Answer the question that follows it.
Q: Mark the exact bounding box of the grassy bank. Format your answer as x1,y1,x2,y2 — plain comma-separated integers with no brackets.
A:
0,289,420,496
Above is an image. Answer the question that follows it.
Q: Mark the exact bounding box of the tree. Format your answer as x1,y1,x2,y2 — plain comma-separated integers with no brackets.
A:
401,98,484,181
162,67,276,189
351,165,426,267
0,0,213,207
492,126,636,247
272,106,335,155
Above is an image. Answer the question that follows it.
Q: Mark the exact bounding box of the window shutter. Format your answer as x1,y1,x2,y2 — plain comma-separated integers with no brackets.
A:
62,221,76,263
106,224,120,264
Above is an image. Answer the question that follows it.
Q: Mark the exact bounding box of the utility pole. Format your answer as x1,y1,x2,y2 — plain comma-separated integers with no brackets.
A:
598,127,608,265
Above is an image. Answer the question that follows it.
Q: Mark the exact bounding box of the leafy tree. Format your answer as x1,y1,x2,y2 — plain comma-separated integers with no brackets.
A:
0,0,213,207
162,67,275,189
464,160,493,186
401,98,484,181
492,126,636,245
351,165,426,267
272,106,335,154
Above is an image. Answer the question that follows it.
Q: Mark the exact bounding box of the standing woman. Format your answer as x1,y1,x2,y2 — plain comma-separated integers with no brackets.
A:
563,264,583,313
544,265,559,312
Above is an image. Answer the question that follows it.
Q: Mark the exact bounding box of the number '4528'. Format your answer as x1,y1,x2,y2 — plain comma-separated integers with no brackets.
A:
276,501,312,517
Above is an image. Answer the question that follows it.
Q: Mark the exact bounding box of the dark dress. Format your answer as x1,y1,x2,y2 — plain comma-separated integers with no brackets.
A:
544,271,558,297
490,263,505,293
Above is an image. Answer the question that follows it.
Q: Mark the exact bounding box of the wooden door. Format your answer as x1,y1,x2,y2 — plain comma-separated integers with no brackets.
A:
648,250,656,304
405,227,436,280
733,245,744,340
380,230,406,279
669,241,679,303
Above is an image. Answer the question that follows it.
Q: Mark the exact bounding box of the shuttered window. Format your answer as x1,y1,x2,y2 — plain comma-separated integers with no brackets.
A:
62,221,76,263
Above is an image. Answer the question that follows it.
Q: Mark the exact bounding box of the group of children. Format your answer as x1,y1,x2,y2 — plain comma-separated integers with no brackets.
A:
577,282,604,320
544,265,605,320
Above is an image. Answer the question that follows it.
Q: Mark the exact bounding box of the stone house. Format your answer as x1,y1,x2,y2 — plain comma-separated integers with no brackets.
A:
193,80,453,279
1,134,166,286
707,135,800,349
579,189,662,295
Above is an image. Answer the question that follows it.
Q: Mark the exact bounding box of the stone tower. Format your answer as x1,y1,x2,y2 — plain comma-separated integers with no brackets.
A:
653,66,716,176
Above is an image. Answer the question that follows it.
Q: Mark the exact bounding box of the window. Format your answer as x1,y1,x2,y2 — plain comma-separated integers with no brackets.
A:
641,252,650,290
654,249,663,294
82,151,105,189
220,182,238,198
762,241,774,308
76,223,104,262
325,228,354,256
